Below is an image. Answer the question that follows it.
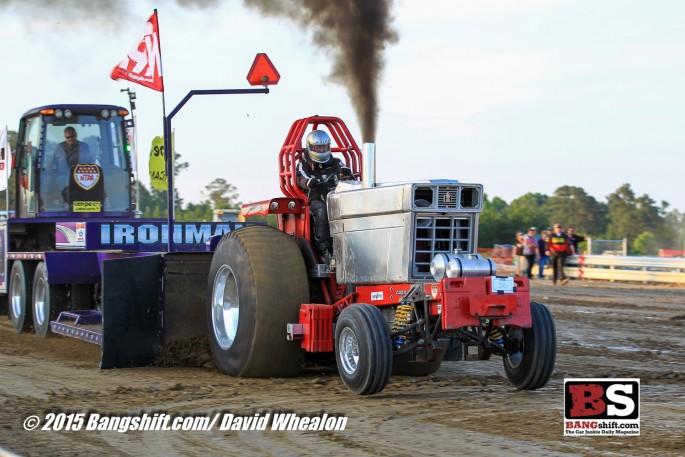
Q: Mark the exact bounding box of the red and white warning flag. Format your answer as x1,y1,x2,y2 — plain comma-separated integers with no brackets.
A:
111,11,164,92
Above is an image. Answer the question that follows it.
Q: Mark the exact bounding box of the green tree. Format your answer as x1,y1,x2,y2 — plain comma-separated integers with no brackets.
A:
177,201,213,222
136,152,190,217
507,192,550,232
544,185,607,235
605,184,664,250
173,152,189,177
478,195,512,248
135,181,167,217
201,178,240,210
663,209,685,250
7,130,17,149
632,231,659,256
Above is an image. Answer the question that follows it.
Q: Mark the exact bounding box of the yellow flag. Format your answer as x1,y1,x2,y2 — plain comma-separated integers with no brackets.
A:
149,136,167,190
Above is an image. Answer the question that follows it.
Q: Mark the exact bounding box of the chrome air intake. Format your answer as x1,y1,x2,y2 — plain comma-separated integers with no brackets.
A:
430,253,496,281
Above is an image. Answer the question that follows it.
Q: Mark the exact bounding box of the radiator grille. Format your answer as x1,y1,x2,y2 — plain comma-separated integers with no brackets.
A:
412,215,472,277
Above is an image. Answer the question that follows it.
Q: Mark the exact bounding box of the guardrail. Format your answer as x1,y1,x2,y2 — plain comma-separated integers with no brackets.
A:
564,254,685,284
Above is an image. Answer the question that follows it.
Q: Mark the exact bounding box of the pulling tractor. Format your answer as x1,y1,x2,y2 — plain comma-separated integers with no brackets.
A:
207,116,557,395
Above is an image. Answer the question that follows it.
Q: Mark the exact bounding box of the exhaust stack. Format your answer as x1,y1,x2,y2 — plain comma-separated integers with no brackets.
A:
362,142,376,188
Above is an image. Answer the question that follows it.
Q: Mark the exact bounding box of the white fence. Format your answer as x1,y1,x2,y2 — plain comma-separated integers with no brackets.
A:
564,254,685,284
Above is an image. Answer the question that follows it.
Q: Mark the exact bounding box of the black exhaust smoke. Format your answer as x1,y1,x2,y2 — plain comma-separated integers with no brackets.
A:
244,0,398,142
2,0,398,141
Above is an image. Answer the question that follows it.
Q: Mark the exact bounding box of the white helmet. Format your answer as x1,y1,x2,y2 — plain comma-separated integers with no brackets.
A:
306,130,331,163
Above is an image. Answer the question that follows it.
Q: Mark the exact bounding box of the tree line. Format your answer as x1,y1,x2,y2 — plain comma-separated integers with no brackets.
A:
135,177,241,222
478,184,685,255
2,128,682,254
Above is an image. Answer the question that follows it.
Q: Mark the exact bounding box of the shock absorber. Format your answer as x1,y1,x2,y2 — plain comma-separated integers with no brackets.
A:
482,318,504,346
488,327,504,346
391,304,413,349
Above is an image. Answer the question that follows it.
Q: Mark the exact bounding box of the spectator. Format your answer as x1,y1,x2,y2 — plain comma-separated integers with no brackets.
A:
547,223,570,285
523,227,539,279
537,231,550,279
566,226,586,255
514,231,526,276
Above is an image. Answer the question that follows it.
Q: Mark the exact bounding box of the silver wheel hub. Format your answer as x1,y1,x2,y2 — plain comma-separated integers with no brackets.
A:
338,327,360,375
10,270,23,319
211,265,239,350
34,276,47,326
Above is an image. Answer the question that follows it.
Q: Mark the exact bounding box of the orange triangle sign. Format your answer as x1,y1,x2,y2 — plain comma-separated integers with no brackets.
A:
246,53,281,86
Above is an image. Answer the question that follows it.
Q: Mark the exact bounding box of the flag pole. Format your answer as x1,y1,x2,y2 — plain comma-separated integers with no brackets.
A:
153,8,175,252
3,126,8,218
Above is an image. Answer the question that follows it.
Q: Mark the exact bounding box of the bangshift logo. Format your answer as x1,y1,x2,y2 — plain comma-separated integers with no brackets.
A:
563,378,640,436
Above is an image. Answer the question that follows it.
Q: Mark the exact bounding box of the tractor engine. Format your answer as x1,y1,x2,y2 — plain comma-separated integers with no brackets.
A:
328,179,491,285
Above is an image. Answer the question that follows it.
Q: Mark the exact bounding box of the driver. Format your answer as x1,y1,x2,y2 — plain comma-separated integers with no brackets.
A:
296,129,354,265
51,126,97,203
52,126,95,169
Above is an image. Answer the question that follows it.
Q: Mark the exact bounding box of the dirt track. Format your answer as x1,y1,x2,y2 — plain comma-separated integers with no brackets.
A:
1,280,683,457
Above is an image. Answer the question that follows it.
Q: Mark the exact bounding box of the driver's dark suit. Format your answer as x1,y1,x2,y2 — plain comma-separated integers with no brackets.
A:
296,155,353,263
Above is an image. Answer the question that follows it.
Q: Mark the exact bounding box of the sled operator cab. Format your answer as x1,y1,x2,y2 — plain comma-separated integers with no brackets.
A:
14,104,132,218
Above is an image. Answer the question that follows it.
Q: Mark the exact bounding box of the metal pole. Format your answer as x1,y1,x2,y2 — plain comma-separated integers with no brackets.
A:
133,113,139,213
164,88,269,252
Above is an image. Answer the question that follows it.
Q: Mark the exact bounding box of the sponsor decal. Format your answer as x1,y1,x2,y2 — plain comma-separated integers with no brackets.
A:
73,201,101,212
97,222,239,247
370,291,384,301
564,378,640,436
56,222,87,249
73,165,101,190
76,223,86,243
431,284,438,299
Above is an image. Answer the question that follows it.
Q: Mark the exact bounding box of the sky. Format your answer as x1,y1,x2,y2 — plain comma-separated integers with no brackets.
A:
1,0,684,212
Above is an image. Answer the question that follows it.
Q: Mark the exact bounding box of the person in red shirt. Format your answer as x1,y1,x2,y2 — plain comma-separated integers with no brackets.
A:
547,223,570,285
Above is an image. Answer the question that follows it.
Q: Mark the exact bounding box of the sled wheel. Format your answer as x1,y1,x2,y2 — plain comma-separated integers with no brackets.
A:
503,301,557,390
32,262,69,338
207,225,308,377
335,304,393,395
9,260,35,333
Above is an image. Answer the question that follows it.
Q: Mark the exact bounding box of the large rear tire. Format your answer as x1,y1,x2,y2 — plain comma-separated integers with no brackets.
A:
9,261,35,333
32,262,69,338
207,226,309,378
503,301,557,390
335,304,393,395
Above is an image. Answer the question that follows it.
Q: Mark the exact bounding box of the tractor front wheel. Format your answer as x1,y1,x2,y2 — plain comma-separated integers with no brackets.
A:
335,304,393,395
503,301,557,390
207,226,309,378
